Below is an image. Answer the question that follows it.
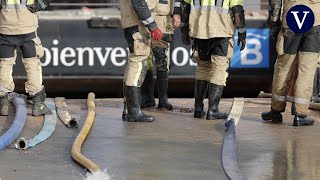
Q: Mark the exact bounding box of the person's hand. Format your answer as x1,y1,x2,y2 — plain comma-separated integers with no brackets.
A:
173,14,181,29
26,4,38,13
238,31,246,51
150,28,163,41
267,19,282,29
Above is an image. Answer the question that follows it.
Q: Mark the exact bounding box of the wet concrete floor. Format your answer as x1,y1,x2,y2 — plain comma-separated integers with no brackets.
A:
0,98,320,180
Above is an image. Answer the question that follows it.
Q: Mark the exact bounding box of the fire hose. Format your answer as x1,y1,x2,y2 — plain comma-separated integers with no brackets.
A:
257,91,320,111
15,98,57,150
71,92,101,173
55,97,78,128
222,98,246,180
0,94,27,151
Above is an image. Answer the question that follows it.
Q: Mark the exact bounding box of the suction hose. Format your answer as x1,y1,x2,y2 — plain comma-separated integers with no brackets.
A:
71,92,101,173
15,98,57,150
222,98,246,180
0,94,27,151
55,97,78,128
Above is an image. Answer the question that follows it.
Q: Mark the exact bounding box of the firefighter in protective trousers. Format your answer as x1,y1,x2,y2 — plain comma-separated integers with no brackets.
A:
140,0,182,110
262,0,320,126
0,0,53,116
181,0,246,120
120,0,164,122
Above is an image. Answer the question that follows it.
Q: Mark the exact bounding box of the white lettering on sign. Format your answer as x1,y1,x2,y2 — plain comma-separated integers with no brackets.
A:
111,47,127,66
171,47,190,66
60,47,76,67
241,38,262,65
40,40,197,67
93,47,112,66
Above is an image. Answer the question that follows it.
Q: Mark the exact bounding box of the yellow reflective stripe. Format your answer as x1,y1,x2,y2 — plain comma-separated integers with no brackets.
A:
184,0,192,4
222,0,229,9
202,0,215,6
7,0,20,4
222,0,243,9
229,0,243,7
222,0,243,8
27,0,34,5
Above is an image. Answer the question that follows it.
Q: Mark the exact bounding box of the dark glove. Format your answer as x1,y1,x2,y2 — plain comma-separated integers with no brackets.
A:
267,19,282,29
27,0,52,13
181,26,191,45
238,31,246,51
27,4,41,13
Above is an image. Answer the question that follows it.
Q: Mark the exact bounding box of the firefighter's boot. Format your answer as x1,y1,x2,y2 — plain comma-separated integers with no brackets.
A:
141,70,156,108
157,71,173,110
194,80,208,118
293,116,314,126
312,67,320,103
122,83,128,121
261,109,283,123
125,86,154,122
206,83,228,120
31,88,52,116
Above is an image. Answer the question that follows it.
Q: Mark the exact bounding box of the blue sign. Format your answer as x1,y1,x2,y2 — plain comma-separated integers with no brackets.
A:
231,28,269,69
286,5,314,33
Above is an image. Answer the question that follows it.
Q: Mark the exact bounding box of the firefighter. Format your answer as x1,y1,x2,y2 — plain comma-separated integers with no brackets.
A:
262,0,320,126
140,0,182,110
181,0,246,120
0,0,52,116
120,0,164,122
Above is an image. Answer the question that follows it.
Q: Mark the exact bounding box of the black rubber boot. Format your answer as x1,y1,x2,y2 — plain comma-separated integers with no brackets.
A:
312,68,320,103
157,71,173,110
293,115,314,126
0,94,9,116
291,102,297,115
122,83,128,121
141,70,156,108
125,86,154,122
206,83,228,120
261,109,283,123
31,88,52,116
194,80,208,118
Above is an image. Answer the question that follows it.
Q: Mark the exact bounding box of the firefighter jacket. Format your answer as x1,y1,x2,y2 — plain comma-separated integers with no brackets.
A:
269,0,320,28
155,0,181,16
183,0,245,39
0,0,52,35
155,0,182,34
0,0,37,35
120,0,158,31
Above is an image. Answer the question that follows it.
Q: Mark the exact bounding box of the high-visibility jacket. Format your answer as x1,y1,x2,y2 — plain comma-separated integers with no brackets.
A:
184,0,243,39
270,0,320,28
0,0,38,35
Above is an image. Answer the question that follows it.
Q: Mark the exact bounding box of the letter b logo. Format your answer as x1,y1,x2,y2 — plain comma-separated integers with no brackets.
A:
287,5,315,33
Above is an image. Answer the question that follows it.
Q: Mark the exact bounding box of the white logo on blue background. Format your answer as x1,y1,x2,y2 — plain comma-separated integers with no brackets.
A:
231,28,269,68
286,5,315,33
